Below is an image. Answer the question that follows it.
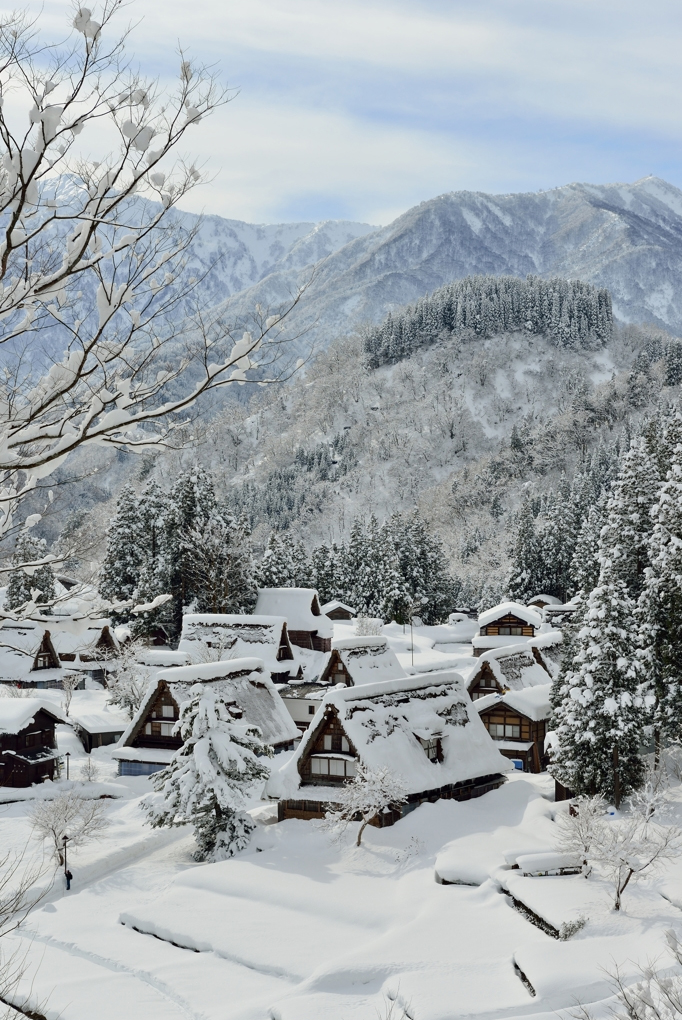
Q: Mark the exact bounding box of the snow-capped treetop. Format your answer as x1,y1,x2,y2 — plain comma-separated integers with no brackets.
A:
474,684,551,722
0,698,65,734
267,671,511,801
478,602,542,628
254,589,333,638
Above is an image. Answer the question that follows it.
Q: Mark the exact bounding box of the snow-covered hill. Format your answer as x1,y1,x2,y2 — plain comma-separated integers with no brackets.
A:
217,176,682,346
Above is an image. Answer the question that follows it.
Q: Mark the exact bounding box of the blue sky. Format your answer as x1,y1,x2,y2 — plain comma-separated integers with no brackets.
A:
31,0,682,224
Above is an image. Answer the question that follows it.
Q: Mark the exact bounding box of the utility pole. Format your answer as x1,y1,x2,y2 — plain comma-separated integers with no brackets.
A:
62,834,70,890
65,751,71,780
613,744,621,810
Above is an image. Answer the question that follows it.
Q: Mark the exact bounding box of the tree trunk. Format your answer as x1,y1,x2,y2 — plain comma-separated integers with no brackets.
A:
614,867,634,910
654,728,661,770
357,819,369,846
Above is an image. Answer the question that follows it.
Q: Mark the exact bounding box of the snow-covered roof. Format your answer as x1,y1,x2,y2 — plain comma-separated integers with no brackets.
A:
328,636,406,686
254,589,333,638
468,645,551,692
527,594,562,607
527,630,563,679
474,684,551,722
178,613,300,681
135,648,191,668
321,600,357,616
478,602,542,628
112,746,176,764
69,707,129,735
0,698,66,734
121,657,298,750
472,635,529,652
267,671,511,800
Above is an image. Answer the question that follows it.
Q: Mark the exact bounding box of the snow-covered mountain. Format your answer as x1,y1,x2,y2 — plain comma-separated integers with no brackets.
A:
217,176,682,345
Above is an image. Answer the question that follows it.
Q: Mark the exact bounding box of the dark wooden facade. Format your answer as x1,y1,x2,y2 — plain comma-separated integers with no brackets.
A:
478,701,547,773
288,629,332,653
468,660,504,700
34,631,61,670
127,681,183,753
278,705,505,824
479,613,536,639
0,709,60,787
318,650,352,687
77,724,126,755
325,606,355,621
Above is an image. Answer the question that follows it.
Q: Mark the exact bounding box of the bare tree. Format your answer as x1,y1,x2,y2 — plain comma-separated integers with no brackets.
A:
60,670,82,716
596,816,682,911
555,795,607,878
0,2,309,625
29,790,109,864
322,762,407,847
0,844,52,1020
79,757,100,782
106,638,149,717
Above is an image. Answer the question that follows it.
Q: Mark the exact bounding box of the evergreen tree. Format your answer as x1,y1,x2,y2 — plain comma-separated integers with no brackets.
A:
309,542,342,604
6,530,56,613
388,510,456,624
99,484,145,610
341,516,409,622
257,530,309,588
183,509,257,614
638,417,682,749
506,498,540,602
549,573,645,805
143,683,272,861
165,468,217,637
130,481,173,641
598,437,660,600
569,498,606,596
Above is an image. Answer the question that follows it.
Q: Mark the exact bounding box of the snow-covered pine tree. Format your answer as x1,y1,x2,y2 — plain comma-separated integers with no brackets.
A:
570,498,606,596
389,510,456,624
506,498,540,603
99,485,146,611
341,516,410,622
143,683,273,861
598,436,660,601
165,469,217,637
638,415,682,750
6,530,56,613
130,481,173,641
309,542,342,604
258,530,307,588
183,509,257,614
549,572,645,806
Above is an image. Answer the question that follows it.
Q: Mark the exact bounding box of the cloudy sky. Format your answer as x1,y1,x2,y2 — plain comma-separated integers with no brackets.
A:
30,0,682,225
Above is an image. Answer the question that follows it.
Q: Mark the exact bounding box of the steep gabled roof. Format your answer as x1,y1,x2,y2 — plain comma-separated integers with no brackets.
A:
474,684,551,722
0,698,66,734
321,600,357,616
467,645,551,693
528,629,563,678
267,671,510,800
119,657,299,750
527,594,563,607
254,589,334,638
178,613,298,678
322,636,406,686
478,602,542,628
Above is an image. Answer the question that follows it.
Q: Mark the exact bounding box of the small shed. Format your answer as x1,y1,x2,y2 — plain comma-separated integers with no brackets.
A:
319,636,406,687
113,657,299,776
472,602,541,657
527,594,562,610
467,645,552,700
475,685,551,774
321,601,357,621
0,699,65,786
178,613,301,682
267,671,510,824
254,589,333,652
70,706,129,754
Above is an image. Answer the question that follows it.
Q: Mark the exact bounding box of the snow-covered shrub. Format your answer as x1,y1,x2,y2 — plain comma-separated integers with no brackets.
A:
142,683,273,861
355,617,384,636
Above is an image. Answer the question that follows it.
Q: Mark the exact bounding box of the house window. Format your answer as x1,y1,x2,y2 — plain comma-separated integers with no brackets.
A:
25,730,41,747
308,705,315,715
341,737,350,753
419,737,441,762
505,723,520,738
160,722,175,737
310,757,356,777
498,626,523,636
323,735,332,750
145,723,152,734
161,705,174,718
36,653,51,669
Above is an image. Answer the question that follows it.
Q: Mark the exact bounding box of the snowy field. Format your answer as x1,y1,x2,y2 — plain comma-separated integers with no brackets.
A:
3,695,682,1020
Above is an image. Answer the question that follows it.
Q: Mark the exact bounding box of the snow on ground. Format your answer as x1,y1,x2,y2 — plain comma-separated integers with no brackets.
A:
5,757,682,1020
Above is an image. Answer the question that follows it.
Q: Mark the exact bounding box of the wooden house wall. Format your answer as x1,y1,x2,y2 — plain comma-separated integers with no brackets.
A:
0,709,58,787
288,630,332,653
299,710,358,785
478,703,547,773
326,607,354,620
479,613,535,638
468,661,503,700
132,683,182,750
319,651,352,687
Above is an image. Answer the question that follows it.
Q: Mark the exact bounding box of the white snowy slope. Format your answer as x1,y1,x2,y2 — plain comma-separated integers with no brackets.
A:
219,176,682,347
